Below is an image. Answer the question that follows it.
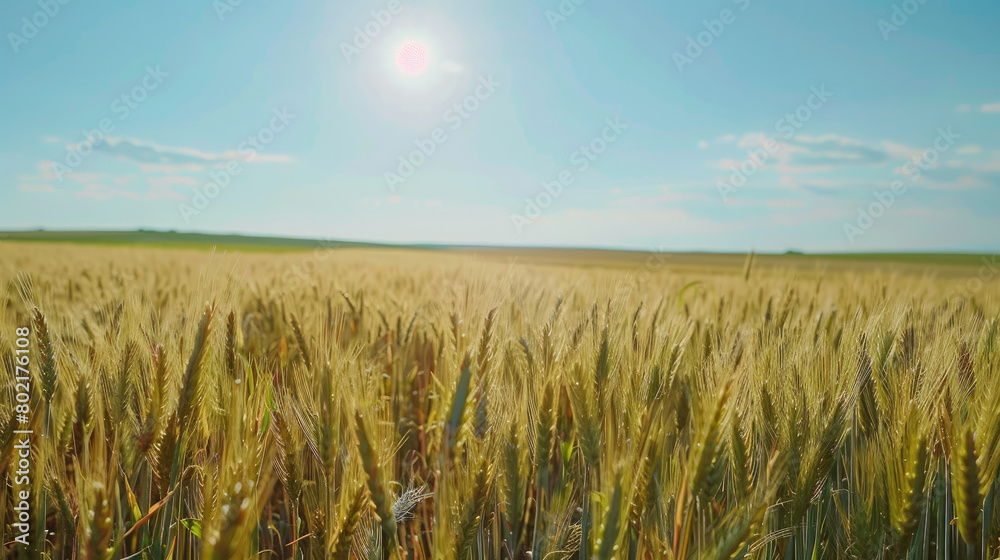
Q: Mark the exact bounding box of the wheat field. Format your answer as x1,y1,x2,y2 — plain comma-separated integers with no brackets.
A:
0,242,998,560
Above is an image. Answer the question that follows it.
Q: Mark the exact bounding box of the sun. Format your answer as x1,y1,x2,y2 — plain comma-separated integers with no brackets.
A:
395,41,429,75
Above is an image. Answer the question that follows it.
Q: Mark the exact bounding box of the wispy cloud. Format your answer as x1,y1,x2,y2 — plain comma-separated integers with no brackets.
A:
538,207,729,235
72,181,186,201
922,175,988,191
65,172,110,183
772,206,846,227
708,131,999,193
613,190,712,206
793,178,883,195
910,160,1000,190
89,136,293,170
954,103,1000,113
19,184,55,192
38,160,64,181
18,172,187,201
767,197,806,209
787,134,889,167
148,175,198,187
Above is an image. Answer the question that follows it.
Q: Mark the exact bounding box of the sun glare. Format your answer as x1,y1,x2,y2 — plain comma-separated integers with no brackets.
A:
395,41,429,75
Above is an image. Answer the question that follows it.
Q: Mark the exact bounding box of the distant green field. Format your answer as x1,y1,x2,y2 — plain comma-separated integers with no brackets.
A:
799,252,995,267
0,230,378,253
0,230,993,270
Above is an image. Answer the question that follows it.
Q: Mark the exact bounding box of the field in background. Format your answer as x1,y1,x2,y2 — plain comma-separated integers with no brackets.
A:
0,230,383,253
0,229,994,272
0,240,998,559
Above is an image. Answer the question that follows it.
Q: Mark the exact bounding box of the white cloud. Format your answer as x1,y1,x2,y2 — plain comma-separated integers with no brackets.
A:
148,176,198,188
922,175,988,191
91,136,293,168
955,145,982,155
973,160,1000,172
710,130,1000,196
613,191,711,206
767,198,806,208
772,206,846,227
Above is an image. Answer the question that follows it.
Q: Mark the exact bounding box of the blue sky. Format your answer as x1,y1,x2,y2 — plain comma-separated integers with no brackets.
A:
1,0,998,252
